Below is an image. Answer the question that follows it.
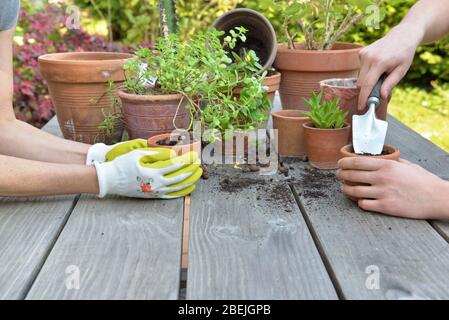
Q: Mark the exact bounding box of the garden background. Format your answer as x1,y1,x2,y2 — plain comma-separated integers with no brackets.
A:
14,0,449,151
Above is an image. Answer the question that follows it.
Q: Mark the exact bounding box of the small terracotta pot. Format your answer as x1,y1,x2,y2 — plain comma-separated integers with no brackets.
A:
303,122,351,170
213,8,277,72
39,52,134,144
340,144,400,201
320,78,387,133
148,133,201,156
264,70,282,103
118,90,190,140
274,42,362,110
272,110,309,158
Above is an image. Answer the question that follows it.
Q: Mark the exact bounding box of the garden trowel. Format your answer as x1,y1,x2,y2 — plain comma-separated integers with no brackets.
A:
352,75,388,155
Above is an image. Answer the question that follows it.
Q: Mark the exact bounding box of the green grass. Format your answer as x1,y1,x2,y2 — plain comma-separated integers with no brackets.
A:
389,84,449,152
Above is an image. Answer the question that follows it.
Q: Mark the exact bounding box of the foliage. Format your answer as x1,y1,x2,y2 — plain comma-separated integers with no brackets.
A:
389,84,449,153
267,0,382,50
97,81,124,140
303,91,348,129
124,27,270,138
13,3,128,128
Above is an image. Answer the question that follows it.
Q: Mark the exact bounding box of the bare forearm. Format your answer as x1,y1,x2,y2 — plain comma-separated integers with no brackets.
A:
0,118,90,164
400,0,449,45
0,154,99,197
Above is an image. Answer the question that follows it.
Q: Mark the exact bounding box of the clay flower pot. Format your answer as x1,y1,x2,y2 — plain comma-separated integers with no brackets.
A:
148,133,201,156
264,70,282,103
303,122,351,170
272,110,309,158
274,43,362,110
212,8,277,72
340,144,400,201
117,90,190,140
320,78,387,131
39,52,134,144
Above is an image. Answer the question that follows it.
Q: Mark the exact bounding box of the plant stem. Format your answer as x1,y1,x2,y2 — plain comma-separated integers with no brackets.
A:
159,0,178,38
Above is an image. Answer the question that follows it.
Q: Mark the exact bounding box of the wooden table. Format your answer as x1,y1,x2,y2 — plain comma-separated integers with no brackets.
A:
2,96,449,300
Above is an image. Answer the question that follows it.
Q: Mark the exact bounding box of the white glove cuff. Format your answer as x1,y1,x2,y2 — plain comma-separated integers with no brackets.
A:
86,143,110,166
94,161,117,198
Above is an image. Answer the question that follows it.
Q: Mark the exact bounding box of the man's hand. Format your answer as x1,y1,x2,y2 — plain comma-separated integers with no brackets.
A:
336,157,449,219
357,23,422,110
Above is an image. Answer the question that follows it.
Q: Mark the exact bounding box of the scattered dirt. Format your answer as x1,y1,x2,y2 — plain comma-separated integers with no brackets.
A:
219,177,266,193
300,166,336,199
156,132,194,146
201,164,209,180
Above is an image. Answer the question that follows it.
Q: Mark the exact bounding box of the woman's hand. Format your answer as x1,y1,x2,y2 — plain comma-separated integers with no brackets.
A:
337,157,449,219
357,23,423,110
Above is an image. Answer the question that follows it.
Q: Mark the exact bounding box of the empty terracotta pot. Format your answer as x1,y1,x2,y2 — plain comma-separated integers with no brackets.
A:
148,133,201,156
39,52,134,144
272,110,309,158
118,90,190,140
303,122,351,169
320,78,387,129
212,8,277,72
274,43,362,110
340,144,400,201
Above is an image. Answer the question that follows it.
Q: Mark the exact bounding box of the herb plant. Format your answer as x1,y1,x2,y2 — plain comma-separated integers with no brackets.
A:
275,0,383,50
124,27,270,140
303,91,348,129
97,81,124,143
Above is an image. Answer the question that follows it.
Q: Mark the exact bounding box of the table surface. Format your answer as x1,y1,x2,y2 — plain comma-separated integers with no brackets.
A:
2,96,449,300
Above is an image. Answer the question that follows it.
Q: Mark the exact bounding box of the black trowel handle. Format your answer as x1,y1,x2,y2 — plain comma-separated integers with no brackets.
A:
367,73,387,108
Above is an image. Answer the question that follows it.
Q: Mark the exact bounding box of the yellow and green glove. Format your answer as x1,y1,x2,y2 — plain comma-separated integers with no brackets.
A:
86,139,151,165
90,141,202,199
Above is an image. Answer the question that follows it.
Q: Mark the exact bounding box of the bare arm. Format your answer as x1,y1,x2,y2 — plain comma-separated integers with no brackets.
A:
0,154,99,196
357,0,449,109
0,27,90,165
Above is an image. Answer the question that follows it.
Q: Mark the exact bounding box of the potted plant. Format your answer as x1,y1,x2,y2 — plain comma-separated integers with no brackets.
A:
340,144,400,201
273,0,381,110
118,41,191,140
39,52,134,144
303,91,350,169
272,110,309,158
320,78,387,131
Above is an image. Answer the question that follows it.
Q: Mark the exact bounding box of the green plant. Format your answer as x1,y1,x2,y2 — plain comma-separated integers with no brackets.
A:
303,91,348,129
96,81,124,142
123,27,270,140
273,0,382,50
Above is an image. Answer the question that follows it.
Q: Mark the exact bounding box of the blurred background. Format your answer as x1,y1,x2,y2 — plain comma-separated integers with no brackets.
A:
14,0,449,151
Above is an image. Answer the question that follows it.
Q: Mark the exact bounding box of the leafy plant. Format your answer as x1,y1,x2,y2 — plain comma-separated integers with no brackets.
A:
123,27,270,140
273,0,382,50
303,91,348,129
97,81,124,142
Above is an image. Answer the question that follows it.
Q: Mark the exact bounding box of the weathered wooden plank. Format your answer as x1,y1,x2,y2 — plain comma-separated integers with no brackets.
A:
0,117,78,299
288,117,449,299
386,116,449,247
26,195,185,300
187,165,338,300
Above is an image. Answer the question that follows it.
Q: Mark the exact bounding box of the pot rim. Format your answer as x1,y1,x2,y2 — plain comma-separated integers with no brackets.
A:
303,121,350,131
320,77,358,89
148,133,200,145
272,110,308,121
277,42,363,54
340,144,400,158
117,88,183,101
38,52,135,64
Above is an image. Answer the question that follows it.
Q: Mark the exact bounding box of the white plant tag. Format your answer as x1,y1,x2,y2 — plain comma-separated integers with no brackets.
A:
138,63,158,87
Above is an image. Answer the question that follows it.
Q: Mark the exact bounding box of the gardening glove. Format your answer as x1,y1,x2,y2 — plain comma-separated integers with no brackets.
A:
93,150,202,199
86,139,152,165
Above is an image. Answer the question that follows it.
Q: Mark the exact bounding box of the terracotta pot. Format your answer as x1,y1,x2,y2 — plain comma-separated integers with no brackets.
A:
39,52,134,144
340,144,400,201
320,78,387,131
272,110,309,158
264,70,282,103
303,122,351,170
274,42,362,110
213,8,277,72
148,133,201,156
118,90,190,140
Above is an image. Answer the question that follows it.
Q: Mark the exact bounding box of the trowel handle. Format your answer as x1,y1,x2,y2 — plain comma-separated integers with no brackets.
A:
367,73,387,108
